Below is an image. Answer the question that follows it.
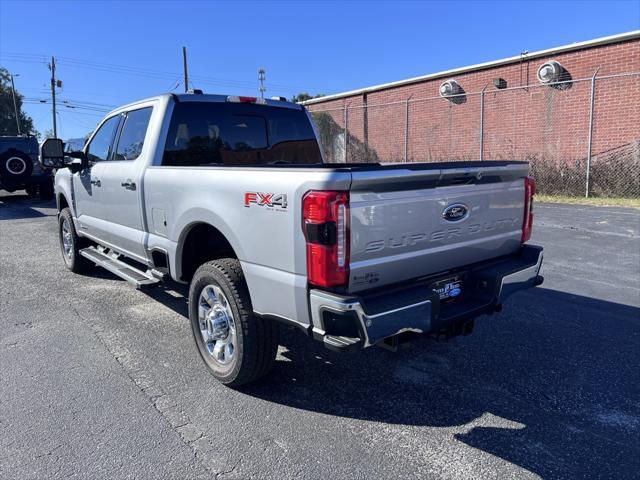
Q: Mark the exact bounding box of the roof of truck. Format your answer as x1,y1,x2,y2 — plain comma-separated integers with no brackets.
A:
105,92,302,117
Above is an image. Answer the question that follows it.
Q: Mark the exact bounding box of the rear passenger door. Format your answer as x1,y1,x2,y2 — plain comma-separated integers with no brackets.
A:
99,106,153,262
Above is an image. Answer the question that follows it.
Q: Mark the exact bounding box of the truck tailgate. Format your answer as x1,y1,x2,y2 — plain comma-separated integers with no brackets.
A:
348,163,529,293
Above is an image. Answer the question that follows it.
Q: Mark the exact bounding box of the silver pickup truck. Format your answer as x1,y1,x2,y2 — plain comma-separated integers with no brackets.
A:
40,92,543,387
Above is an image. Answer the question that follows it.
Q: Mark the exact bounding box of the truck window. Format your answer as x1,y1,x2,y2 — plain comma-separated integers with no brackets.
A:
113,107,153,161
162,102,322,166
86,115,120,163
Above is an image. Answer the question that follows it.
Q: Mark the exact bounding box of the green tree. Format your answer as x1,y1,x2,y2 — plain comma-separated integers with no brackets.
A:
0,67,37,136
291,92,324,103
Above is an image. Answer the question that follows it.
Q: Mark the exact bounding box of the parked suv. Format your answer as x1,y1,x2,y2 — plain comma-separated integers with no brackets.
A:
41,92,543,387
0,136,54,199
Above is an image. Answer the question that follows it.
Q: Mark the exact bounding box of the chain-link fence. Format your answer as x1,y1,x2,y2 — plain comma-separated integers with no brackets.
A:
309,73,640,198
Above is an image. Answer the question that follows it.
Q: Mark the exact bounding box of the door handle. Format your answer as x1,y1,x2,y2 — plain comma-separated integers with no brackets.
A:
121,180,136,191
90,179,101,187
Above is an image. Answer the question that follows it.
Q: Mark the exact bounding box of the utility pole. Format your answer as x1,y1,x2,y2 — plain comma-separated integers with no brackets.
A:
183,47,189,92
9,73,20,135
49,56,58,138
258,68,266,99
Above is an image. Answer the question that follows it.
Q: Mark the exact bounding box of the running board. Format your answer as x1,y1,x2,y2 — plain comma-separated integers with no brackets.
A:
80,247,160,289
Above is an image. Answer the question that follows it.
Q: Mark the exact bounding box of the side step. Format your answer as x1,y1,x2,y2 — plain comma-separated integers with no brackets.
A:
80,246,160,289
323,335,362,353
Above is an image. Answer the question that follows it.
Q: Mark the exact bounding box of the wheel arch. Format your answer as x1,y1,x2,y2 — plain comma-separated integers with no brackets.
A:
176,221,242,282
54,171,74,216
57,191,70,213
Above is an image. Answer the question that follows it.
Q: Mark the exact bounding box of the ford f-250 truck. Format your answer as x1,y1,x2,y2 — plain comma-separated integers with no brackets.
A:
40,92,543,387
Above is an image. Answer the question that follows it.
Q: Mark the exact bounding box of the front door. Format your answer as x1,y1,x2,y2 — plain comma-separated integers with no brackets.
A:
99,106,153,262
72,114,121,243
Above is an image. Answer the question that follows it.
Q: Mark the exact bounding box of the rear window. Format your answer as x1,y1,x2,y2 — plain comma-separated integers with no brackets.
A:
0,137,38,155
162,102,322,166
113,107,152,161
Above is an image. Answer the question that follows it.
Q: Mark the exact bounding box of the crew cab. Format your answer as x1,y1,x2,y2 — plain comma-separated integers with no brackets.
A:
40,92,543,387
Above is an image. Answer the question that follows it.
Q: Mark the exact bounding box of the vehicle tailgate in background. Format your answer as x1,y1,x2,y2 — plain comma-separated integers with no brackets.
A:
348,162,530,293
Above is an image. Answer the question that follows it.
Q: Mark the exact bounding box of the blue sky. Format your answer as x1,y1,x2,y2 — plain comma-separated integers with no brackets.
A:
1,0,638,139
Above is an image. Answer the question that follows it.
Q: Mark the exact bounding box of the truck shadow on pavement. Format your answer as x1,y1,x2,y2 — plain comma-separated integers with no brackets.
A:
238,287,639,479
142,280,640,477
0,193,56,220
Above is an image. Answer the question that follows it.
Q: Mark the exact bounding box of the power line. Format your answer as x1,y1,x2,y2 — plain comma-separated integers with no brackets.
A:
24,100,109,112
23,98,110,114
58,98,116,109
1,50,339,93
18,86,130,104
57,110,99,130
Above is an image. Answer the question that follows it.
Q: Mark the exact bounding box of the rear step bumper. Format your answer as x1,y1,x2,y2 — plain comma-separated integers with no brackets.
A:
309,244,543,351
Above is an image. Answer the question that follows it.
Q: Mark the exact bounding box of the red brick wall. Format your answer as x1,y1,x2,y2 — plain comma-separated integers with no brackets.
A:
307,38,640,165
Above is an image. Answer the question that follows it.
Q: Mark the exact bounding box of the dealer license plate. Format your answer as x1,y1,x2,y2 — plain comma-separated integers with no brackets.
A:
431,275,463,303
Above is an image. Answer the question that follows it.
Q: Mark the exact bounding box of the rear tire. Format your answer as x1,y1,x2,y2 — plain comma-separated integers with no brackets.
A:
58,208,93,273
189,258,279,387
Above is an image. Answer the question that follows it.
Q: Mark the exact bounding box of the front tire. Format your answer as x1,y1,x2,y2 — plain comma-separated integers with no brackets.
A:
189,259,279,387
58,208,93,273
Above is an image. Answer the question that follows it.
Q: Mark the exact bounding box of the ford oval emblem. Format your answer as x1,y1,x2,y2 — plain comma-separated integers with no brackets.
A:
442,203,469,222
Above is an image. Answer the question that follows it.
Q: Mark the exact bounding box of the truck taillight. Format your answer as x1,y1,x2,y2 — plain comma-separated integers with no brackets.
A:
521,176,536,243
302,191,349,288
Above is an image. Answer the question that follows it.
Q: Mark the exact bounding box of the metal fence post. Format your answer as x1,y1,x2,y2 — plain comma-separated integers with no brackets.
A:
404,97,411,161
344,103,349,163
585,69,599,198
479,85,487,161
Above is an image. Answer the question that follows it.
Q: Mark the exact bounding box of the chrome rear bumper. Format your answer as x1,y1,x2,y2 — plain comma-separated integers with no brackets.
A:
309,244,543,350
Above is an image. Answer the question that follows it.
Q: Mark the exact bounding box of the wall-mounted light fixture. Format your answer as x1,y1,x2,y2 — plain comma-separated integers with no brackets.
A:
493,78,507,89
439,79,462,98
537,60,564,84
537,60,573,90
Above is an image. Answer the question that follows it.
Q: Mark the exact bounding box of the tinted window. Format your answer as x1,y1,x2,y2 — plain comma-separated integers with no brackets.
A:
162,102,322,166
113,107,153,161
0,137,38,155
86,115,120,162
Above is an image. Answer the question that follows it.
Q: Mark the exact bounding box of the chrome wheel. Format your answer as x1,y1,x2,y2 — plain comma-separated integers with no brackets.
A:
198,284,237,366
61,217,73,260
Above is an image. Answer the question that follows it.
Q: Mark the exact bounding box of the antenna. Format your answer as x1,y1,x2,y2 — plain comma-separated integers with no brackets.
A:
258,68,266,99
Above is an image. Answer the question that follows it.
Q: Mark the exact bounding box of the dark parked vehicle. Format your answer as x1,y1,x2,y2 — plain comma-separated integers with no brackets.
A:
0,135,54,199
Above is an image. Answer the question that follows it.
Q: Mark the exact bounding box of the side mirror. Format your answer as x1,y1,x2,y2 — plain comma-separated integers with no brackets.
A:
61,150,89,174
40,138,66,168
68,158,84,174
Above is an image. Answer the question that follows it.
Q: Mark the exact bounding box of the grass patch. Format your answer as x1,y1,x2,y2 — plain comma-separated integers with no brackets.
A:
536,194,640,209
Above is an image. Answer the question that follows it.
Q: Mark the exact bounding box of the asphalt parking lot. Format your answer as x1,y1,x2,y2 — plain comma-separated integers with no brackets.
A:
1,192,639,479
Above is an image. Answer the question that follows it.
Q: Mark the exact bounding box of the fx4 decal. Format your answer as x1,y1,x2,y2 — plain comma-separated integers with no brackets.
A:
244,192,288,209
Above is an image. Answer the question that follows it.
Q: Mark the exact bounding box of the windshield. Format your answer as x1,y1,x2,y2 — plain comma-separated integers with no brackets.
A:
162,102,323,166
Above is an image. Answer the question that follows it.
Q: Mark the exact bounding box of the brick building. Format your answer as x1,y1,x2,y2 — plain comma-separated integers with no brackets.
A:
303,31,640,197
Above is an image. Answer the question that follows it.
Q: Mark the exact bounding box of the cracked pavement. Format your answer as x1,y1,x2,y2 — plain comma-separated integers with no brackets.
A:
1,192,639,479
